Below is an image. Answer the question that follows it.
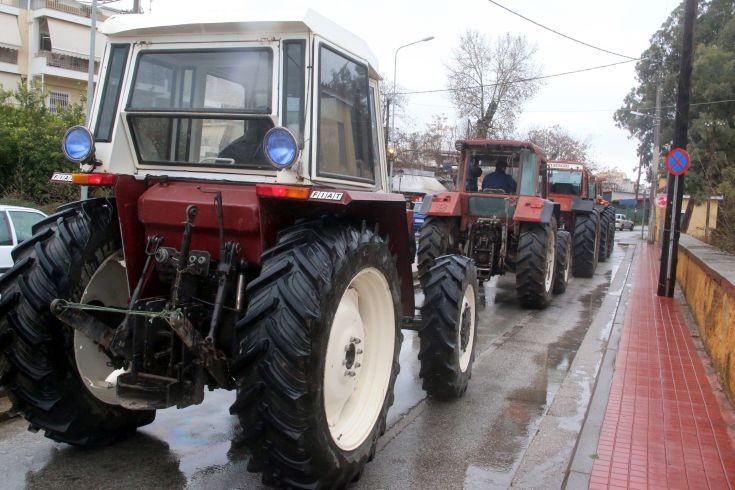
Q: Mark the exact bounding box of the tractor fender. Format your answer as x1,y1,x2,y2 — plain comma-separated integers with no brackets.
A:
513,196,558,224
424,192,462,216
571,197,595,214
258,187,416,316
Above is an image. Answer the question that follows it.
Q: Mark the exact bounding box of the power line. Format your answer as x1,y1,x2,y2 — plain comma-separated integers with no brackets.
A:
396,59,639,96
410,99,735,113
487,0,639,60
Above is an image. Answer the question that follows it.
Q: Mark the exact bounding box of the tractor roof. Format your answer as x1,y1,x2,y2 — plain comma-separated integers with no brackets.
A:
101,9,379,74
456,139,547,160
548,160,585,171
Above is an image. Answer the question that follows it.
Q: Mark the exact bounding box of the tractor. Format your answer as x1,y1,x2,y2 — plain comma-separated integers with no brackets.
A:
417,139,568,308
0,11,479,489
546,161,615,277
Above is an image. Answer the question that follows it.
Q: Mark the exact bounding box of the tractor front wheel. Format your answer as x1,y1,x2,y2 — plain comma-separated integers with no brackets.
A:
572,212,600,278
417,217,458,287
553,230,572,294
419,255,479,398
515,218,557,309
230,219,401,488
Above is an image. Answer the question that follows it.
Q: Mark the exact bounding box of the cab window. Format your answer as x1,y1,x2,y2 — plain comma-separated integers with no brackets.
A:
317,45,374,182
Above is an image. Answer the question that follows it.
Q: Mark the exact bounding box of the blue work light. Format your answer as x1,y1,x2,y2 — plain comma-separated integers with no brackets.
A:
263,127,300,169
62,126,95,163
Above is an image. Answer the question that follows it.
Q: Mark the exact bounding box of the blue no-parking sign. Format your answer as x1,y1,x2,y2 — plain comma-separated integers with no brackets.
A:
666,148,691,176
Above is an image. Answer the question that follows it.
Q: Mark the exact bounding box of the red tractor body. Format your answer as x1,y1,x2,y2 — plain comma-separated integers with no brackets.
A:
417,139,567,308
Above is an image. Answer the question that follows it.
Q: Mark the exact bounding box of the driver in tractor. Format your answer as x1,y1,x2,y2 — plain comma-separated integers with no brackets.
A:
481,157,517,193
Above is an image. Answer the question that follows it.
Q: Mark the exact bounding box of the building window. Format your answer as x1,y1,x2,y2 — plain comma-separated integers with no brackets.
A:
48,91,69,113
39,19,51,51
0,47,18,64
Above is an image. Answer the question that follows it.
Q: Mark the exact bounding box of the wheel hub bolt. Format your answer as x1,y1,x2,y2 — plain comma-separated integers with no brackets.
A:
344,370,356,377
350,337,361,344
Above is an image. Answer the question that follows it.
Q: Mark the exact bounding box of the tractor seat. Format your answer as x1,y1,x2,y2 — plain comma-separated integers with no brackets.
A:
551,183,578,195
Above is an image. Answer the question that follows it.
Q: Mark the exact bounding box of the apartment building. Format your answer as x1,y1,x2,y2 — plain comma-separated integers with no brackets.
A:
0,0,126,111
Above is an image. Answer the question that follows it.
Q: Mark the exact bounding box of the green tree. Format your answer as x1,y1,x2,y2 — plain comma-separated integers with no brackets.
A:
0,82,84,204
614,0,735,247
446,31,541,138
527,125,591,164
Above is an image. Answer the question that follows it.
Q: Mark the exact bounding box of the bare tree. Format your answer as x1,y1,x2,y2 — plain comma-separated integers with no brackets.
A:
446,31,541,138
527,125,590,162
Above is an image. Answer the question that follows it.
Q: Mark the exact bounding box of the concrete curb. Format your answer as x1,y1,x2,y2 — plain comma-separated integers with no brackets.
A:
510,238,638,489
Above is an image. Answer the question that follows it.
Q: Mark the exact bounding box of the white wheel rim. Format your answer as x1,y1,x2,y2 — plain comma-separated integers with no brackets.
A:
544,233,555,292
75,252,129,405
458,284,476,372
323,267,395,451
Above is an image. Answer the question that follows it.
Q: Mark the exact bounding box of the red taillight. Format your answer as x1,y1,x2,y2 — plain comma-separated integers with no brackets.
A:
71,173,118,186
529,199,545,209
256,184,310,200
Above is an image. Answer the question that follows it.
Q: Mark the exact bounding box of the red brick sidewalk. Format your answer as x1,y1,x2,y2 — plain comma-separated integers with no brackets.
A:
589,244,735,490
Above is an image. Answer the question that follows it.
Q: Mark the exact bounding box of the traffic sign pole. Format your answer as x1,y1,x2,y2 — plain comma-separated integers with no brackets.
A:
657,0,697,297
659,148,690,297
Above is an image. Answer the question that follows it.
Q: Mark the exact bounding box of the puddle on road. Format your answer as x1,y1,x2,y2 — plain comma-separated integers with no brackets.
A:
463,271,611,488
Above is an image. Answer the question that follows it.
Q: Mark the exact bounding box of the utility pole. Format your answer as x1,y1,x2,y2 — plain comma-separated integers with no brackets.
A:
647,81,662,243
132,0,140,13
634,154,643,236
81,0,97,201
658,0,697,297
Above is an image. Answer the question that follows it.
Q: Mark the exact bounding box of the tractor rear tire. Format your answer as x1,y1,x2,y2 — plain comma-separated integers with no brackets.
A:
572,211,600,278
417,217,458,287
230,219,402,488
0,199,155,446
419,255,478,398
553,230,572,294
598,209,613,263
515,218,557,309
603,207,616,258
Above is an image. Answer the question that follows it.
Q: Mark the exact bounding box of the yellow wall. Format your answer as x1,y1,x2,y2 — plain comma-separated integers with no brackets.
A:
655,197,719,242
677,250,735,405
43,75,87,105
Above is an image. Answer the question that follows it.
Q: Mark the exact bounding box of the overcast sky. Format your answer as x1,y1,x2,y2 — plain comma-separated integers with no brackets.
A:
105,0,683,182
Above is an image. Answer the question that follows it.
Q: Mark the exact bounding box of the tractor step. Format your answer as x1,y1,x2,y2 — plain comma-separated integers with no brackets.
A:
116,371,203,410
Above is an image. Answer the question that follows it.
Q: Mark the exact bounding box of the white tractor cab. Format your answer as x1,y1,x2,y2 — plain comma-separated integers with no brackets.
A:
71,9,390,191
2,10,479,489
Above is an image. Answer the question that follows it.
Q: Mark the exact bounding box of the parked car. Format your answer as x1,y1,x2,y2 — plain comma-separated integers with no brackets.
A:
615,213,634,231
0,205,47,273
412,200,426,234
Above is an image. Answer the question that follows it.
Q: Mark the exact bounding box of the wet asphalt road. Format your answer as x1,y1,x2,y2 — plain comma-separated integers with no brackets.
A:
0,231,641,489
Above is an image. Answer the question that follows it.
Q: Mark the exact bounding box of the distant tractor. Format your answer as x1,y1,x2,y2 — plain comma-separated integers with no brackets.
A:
547,161,615,278
417,139,568,308
0,11,479,489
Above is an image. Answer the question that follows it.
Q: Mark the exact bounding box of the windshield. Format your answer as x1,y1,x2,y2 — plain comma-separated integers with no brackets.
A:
464,152,520,194
129,49,272,112
126,48,275,168
549,170,583,195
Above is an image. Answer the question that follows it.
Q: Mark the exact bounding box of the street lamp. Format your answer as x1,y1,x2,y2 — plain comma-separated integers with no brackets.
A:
391,36,435,145
629,82,662,243
389,36,434,190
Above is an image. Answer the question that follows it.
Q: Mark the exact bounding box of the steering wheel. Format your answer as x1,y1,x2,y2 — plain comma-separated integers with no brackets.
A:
199,157,235,165
482,188,507,194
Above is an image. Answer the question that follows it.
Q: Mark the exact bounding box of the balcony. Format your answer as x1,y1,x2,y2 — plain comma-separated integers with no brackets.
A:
31,0,131,20
32,49,99,81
